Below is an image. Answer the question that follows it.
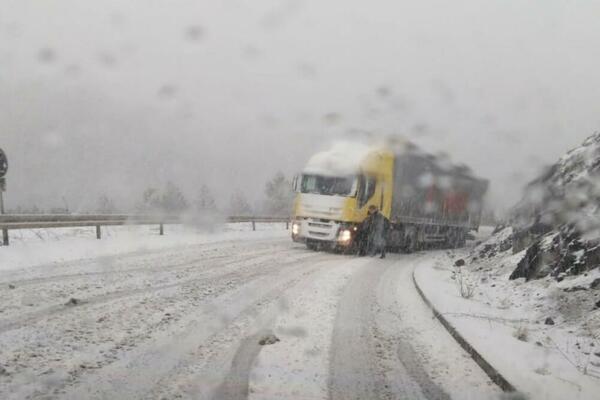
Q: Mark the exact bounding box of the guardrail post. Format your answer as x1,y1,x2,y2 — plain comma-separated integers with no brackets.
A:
252,221,256,231
286,221,289,230
159,223,164,236
96,225,101,240
2,228,8,246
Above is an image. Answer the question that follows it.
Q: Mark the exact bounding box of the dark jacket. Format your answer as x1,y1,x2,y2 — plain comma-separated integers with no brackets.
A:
359,211,389,251
369,211,389,248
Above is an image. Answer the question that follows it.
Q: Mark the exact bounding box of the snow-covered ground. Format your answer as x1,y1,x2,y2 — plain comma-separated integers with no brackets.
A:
0,222,288,272
0,224,502,399
415,231,600,400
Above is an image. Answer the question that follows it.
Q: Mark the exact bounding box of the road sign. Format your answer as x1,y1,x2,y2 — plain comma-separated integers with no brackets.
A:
0,148,7,178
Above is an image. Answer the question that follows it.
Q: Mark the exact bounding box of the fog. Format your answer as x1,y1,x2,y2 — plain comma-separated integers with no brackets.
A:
1,0,599,214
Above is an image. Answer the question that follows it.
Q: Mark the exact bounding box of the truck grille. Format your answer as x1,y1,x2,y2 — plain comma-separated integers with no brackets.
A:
308,221,332,228
308,231,329,237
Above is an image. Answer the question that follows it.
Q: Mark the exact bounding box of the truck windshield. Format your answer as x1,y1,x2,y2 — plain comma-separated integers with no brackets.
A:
300,174,357,196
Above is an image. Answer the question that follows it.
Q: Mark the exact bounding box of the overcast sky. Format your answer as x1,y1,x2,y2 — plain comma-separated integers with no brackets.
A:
1,0,599,213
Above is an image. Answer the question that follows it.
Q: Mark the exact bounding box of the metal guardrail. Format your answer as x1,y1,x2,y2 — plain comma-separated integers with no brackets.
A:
0,214,290,246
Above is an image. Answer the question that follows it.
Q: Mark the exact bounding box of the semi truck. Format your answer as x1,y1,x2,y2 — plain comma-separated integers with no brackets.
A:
291,138,488,252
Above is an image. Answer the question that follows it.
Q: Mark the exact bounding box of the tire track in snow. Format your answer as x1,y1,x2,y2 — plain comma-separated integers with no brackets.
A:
157,254,350,400
328,255,451,400
58,255,335,400
247,255,369,400
211,329,275,400
0,247,315,335
373,257,452,400
149,256,344,400
0,240,289,287
328,260,391,400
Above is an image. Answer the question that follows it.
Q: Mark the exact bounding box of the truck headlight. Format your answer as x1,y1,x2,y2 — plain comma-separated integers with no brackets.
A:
292,222,300,235
338,229,352,243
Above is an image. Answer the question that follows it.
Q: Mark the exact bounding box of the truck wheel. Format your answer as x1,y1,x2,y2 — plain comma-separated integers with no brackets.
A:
403,226,421,254
449,230,466,249
306,241,318,251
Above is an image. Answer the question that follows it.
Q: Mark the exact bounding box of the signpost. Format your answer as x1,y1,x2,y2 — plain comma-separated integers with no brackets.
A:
0,148,8,245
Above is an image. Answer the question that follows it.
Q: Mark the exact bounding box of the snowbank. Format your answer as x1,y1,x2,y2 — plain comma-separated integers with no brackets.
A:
0,223,289,272
414,244,600,400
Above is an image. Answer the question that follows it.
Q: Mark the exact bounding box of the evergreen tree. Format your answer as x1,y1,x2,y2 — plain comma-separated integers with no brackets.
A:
161,181,189,213
139,187,162,212
229,189,252,216
195,184,217,212
137,182,188,214
96,195,117,214
264,172,294,216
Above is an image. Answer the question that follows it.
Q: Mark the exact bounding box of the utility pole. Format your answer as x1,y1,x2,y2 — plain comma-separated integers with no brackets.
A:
0,189,6,246
0,147,9,246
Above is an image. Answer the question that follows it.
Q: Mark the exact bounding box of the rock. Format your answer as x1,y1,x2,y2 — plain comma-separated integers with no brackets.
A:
590,278,600,290
544,317,555,325
65,298,81,306
454,259,466,267
0,366,9,376
563,285,588,292
595,300,600,309
259,333,280,346
510,241,551,281
499,392,529,400
499,238,513,252
479,244,495,258
492,224,507,235
8,284,15,289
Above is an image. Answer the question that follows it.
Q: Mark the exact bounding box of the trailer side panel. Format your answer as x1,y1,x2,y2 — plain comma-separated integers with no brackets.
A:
390,151,488,229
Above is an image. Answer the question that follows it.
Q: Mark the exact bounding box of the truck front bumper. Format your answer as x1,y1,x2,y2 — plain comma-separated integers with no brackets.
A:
291,218,355,247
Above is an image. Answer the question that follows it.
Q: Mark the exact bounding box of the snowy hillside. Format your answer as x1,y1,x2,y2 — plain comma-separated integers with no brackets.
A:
510,132,600,280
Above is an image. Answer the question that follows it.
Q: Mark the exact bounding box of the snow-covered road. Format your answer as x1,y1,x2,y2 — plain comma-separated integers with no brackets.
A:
0,233,500,399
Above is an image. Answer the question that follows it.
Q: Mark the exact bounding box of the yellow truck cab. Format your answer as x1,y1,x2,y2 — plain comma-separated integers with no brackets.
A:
291,141,393,250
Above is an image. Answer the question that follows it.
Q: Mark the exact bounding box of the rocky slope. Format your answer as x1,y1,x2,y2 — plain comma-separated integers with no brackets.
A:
508,132,600,281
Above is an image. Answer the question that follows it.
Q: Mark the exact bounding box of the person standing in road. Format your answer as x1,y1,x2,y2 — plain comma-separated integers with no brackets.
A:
356,211,372,256
365,205,389,259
